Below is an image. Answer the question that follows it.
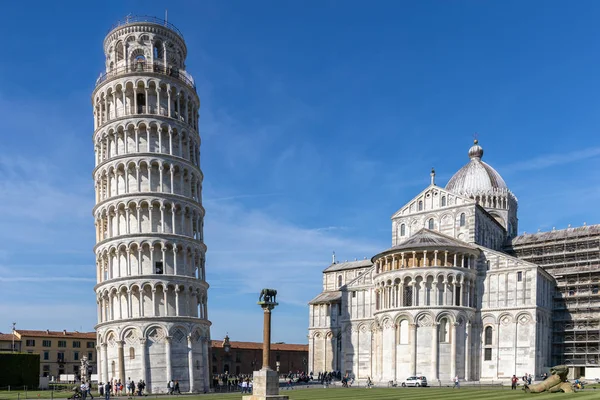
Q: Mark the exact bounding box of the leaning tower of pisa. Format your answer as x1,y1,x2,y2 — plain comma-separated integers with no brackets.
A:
92,16,210,393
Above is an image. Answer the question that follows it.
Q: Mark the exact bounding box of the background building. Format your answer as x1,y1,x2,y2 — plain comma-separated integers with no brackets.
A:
0,333,21,352
309,140,560,383
209,336,308,376
0,330,96,379
508,225,600,379
92,16,210,393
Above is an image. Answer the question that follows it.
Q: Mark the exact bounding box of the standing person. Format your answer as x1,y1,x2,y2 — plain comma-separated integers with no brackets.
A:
454,375,460,389
511,375,518,390
104,381,111,400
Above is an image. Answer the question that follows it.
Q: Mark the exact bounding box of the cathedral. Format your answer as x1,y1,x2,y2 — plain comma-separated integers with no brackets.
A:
308,140,600,383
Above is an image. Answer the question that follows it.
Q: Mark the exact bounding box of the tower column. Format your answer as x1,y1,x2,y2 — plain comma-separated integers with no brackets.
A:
96,345,103,384
431,323,439,380
450,323,458,379
410,323,417,375
139,339,147,385
465,322,471,381
165,336,172,382
117,340,125,384
202,338,210,392
101,343,109,384
187,335,195,392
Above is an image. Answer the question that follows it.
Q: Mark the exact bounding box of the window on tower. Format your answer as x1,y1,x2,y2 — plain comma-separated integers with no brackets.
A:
115,41,124,62
428,218,434,230
460,213,466,227
154,41,163,59
155,261,164,275
136,92,146,113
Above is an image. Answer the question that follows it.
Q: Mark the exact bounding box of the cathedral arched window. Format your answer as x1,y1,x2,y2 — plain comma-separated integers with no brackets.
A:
484,326,493,345
441,196,446,206
337,275,342,288
400,224,406,236
439,318,449,342
418,201,423,211
428,218,434,230
460,213,466,227
129,347,135,360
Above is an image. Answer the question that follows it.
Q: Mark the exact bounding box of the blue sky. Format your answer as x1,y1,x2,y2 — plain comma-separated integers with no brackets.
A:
1,0,600,344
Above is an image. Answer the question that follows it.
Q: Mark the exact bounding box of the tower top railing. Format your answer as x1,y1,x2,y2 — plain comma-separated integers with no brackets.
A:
107,15,184,39
95,62,196,90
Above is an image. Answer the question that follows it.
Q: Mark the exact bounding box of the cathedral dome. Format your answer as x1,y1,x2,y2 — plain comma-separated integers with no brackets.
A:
445,140,508,196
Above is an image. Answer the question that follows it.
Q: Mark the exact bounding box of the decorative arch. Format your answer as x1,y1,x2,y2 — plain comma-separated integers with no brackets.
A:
144,325,167,342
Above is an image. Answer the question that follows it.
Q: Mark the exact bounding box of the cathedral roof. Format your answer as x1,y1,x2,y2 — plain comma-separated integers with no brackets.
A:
373,228,478,260
323,259,372,273
308,291,342,304
445,140,510,197
510,224,600,246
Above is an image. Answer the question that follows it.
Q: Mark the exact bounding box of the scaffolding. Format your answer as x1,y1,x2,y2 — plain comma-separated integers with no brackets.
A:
509,225,600,368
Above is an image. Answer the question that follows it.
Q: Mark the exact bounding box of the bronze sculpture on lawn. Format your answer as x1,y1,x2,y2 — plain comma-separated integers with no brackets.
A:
523,365,573,393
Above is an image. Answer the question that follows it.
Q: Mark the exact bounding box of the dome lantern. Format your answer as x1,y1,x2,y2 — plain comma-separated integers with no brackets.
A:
468,139,484,160
445,140,509,197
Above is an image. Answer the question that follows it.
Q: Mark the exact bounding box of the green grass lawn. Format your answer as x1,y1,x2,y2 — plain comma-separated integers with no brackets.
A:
1,387,600,400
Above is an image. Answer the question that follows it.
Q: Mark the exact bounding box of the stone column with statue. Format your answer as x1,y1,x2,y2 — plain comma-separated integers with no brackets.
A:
80,356,89,384
242,289,288,400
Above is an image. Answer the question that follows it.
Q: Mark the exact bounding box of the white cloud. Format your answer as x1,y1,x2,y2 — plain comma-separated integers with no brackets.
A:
502,146,600,173
0,303,97,333
0,276,95,283
205,197,380,305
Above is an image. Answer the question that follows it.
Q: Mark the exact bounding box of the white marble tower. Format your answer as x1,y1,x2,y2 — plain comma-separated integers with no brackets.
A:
92,16,210,393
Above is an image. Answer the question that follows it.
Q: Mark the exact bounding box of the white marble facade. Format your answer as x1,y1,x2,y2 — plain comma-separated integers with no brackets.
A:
93,17,210,393
309,141,554,383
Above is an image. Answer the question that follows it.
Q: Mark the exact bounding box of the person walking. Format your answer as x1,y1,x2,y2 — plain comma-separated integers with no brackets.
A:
86,382,94,400
454,375,460,388
81,382,88,400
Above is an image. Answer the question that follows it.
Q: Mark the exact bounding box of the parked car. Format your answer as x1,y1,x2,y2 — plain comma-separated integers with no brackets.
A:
401,376,428,387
